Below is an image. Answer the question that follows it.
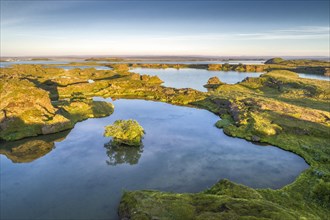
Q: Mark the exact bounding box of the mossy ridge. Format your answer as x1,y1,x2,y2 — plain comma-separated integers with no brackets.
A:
208,63,265,72
57,73,206,106
119,180,314,220
0,77,114,141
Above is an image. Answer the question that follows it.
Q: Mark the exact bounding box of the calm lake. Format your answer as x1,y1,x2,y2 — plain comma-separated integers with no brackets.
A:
130,68,263,91
298,73,330,81
0,99,309,220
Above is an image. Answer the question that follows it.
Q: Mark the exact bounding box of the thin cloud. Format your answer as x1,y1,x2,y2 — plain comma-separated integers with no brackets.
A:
144,26,330,41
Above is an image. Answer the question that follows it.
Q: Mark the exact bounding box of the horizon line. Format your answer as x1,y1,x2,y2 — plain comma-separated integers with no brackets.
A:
1,54,329,58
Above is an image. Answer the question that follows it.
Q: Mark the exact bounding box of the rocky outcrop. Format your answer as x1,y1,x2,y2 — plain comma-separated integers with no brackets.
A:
208,64,265,72
0,79,71,140
265,57,284,64
0,79,114,141
204,76,224,89
104,120,145,147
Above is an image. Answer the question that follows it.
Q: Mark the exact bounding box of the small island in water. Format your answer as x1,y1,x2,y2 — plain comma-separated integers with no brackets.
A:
104,119,145,147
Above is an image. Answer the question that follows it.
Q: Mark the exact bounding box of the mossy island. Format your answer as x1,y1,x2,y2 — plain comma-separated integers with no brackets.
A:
204,76,224,89
104,119,145,147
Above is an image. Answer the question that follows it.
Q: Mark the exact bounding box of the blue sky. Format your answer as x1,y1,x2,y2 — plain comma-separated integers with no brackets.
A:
1,0,329,56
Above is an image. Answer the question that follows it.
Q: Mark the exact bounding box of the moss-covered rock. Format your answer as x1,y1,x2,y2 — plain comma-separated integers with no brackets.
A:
204,76,224,89
265,57,285,64
0,79,71,140
118,179,308,220
104,120,145,147
0,78,114,141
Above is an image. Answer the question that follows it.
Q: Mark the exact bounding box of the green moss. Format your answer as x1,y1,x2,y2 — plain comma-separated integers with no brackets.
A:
215,119,231,129
104,119,145,147
204,179,262,199
312,179,330,208
265,57,285,64
59,100,114,123
119,179,309,219
207,64,265,72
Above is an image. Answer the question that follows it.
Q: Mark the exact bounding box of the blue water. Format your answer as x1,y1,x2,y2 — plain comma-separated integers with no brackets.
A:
0,99,309,220
0,60,72,68
298,73,330,81
131,68,263,91
55,66,112,70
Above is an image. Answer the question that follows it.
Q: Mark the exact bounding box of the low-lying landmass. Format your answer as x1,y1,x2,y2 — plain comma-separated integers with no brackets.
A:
0,58,329,219
43,57,330,76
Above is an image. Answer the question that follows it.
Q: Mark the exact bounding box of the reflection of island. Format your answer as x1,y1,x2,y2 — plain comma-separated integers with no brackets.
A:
0,130,70,163
104,141,143,166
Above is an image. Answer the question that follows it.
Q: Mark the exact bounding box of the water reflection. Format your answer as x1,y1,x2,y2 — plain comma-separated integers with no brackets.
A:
298,73,330,81
104,141,143,166
0,130,70,163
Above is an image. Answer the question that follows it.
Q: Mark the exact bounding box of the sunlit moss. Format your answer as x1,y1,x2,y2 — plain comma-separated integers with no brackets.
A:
104,119,145,147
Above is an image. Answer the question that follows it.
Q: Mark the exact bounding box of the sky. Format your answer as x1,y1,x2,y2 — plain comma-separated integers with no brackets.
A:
0,0,329,57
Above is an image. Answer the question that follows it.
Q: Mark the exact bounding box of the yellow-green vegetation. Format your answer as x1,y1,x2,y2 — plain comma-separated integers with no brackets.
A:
49,61,101,66
0,78,72,140
265,57,330,67
204,76,224,89
208,63,265,72
110,63,130,72
104,119,145,147
30,58,51,61
130,63,189,69
119,180,309,220
264,57,285,64
0,67,115,141
85,57,125,62
265,57,330,76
